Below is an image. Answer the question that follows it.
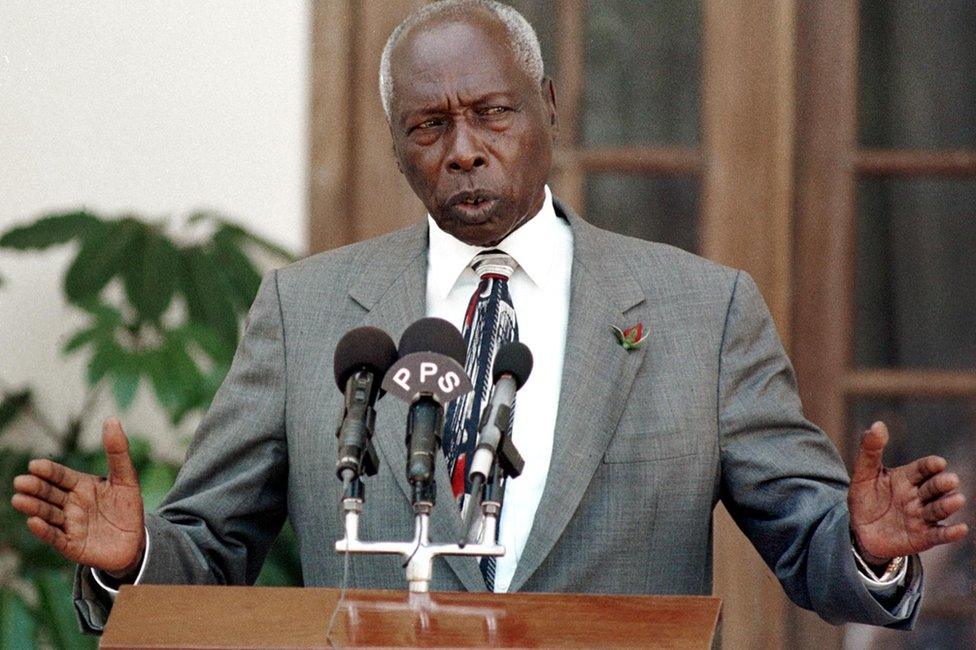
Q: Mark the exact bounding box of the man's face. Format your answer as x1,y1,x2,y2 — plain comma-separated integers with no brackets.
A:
388,15,557,247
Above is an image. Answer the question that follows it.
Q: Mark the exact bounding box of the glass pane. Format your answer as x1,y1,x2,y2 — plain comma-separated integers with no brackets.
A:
504,1,558,81
854,179,976,369
582,0,700,146
859,0,976,148
845,398,976,649
584,174,698,253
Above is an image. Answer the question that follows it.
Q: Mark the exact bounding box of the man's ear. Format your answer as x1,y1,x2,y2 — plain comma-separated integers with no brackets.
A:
541,77,558,143
542,77,557,129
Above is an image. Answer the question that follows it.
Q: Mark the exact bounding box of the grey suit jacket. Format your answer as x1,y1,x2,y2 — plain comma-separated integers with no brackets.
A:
74,202,922,633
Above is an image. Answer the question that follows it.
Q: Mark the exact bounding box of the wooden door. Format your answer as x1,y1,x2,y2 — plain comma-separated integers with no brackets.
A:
307,1,976,647
793,1,976,647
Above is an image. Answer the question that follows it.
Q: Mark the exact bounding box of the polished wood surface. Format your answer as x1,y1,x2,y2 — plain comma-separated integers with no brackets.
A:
99,586,721,649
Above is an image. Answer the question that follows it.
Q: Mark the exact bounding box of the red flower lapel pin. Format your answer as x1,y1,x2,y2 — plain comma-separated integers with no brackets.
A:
611,323,648,351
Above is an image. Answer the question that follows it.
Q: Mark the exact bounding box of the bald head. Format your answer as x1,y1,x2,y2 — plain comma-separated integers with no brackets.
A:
379,0,544,121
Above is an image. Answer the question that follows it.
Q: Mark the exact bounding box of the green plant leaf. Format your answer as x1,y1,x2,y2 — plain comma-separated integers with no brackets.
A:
0,210,102,251
112,368,140,410
143,348,180,411
62,325,100,355
255,555,292,587
63,301,125,358
164,343,206,424
0,587,36,649
182,323,235,366
140,461,178,511
86,339,127,386
212,230,262,312
0,389,32,433
70,448,108,478
125,436,153,474
73,298,124,324
35,569,96,649
202,362,231,398
261,521,303,586
162,330,206,381
122,231,180,324
220,223,297,262
63,218,143,304
189,211,296,262
179,245,239,347
143,334,209,424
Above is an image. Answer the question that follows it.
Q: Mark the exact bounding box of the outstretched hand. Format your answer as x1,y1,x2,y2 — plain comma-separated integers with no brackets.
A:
10,418,146,576
849,421,969,564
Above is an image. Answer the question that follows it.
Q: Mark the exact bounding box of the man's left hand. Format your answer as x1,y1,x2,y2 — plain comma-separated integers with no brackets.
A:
848,421,969,565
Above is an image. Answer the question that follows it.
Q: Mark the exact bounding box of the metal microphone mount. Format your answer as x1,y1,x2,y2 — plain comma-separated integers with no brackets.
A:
334,349,504,593
335,476,504,593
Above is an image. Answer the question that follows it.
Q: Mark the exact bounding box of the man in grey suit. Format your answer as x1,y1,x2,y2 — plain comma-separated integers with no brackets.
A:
11,0,968,636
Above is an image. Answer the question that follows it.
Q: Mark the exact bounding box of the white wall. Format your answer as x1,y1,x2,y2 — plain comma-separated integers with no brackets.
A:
0,2,310,458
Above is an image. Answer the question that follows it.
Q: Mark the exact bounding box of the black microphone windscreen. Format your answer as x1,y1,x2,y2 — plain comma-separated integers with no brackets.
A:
333,327,399,391
492,341,533,388
398,317,466,366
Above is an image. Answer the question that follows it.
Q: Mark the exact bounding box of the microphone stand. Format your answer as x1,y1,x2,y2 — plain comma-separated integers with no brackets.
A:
335,495,503,593
335,394,506,594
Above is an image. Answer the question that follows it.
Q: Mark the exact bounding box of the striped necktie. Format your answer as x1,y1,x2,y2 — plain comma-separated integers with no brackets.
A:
443,250,518,591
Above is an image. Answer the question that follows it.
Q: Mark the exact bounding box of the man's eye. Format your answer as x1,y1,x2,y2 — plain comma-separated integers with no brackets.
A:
415,118,444,130
482,106,509,116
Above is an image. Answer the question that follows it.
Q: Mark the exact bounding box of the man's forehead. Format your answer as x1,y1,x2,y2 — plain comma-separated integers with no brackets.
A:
389,16,529,115
391,14,518,82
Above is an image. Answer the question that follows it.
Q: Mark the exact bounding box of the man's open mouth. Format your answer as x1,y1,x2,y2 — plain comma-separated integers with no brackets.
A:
449,190,496,207
448,191,498,220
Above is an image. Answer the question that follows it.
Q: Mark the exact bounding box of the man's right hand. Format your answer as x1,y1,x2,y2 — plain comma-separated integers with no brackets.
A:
10,418,145,578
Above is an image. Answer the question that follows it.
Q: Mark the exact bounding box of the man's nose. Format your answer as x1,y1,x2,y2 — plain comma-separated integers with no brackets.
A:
445,123,487,173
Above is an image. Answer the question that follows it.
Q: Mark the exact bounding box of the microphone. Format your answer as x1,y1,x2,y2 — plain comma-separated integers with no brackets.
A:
397,316,466,363
468,341,532,484
393,318,467,503
333,326,399,482
460,342,531,545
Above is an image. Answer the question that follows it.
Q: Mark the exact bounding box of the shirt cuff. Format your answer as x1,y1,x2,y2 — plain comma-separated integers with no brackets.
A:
852,543,909,598
90,526,150,598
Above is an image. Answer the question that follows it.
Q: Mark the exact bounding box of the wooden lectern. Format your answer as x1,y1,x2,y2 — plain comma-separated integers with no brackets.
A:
99,585,720,648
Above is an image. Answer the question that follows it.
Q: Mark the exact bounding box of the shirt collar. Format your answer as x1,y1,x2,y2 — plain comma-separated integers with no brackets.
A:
427,185,558,299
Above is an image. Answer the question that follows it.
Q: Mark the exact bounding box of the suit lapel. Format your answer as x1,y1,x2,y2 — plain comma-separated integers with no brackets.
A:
508,203,646,592
352,222,487,593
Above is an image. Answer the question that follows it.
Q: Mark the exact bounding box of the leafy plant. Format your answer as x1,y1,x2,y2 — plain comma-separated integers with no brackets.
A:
1,210,294,424
0,209,302,646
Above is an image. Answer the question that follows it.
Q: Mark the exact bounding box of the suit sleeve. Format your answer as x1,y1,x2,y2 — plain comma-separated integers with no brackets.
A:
717,271,922,628
73,270,290,633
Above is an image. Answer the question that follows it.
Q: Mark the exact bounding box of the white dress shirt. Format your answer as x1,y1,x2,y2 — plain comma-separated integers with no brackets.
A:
426,184,573,593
